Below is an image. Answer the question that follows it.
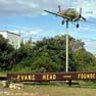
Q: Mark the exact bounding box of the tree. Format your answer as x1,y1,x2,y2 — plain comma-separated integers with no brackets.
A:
31,55,59,72
74,49,96,71
13,35,96,72
0,35,15,70
14,38,33,63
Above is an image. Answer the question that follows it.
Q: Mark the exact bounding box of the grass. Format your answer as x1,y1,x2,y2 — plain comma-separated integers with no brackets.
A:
0,71,7,77
24,85,96,96
0,84,96,96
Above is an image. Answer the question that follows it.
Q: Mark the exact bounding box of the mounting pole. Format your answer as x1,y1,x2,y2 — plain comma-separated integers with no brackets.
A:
65,0,70,72
66,20,69,72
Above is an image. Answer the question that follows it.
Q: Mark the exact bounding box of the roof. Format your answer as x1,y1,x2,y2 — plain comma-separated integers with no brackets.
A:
0,30,20,36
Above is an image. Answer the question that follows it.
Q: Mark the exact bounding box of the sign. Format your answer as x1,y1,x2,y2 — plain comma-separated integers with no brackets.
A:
7,72,96,82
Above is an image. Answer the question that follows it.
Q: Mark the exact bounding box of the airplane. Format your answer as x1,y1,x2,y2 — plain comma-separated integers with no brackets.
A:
44,5,86,28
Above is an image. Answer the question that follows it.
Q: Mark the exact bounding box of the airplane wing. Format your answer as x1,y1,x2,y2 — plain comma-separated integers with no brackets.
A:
44,10,59,16
44,10,70,20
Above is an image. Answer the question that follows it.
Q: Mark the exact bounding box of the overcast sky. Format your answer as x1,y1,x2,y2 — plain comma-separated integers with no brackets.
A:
0,0,96,54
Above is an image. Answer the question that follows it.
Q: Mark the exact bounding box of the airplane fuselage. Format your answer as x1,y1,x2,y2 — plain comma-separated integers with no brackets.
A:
58,8,80,21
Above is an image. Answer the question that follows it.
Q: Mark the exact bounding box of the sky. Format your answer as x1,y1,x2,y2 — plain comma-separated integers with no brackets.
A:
0,0,96,54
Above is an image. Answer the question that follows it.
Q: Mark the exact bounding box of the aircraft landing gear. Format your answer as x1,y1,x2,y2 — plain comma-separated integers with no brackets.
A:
76,23,79,28
62,20,65,25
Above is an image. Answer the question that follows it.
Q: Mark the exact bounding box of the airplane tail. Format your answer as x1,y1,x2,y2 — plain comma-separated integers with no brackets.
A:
58,5,61,12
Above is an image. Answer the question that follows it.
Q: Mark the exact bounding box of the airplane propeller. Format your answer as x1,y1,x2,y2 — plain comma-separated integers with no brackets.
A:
58,5,61,12
81,16,86,21
80,8,86,21
80,8,82,14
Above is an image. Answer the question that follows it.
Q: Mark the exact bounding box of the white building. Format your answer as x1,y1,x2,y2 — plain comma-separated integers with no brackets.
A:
0,31,21,49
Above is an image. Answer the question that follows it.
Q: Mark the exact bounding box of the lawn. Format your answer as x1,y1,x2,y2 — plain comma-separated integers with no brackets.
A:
0,84,96,96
